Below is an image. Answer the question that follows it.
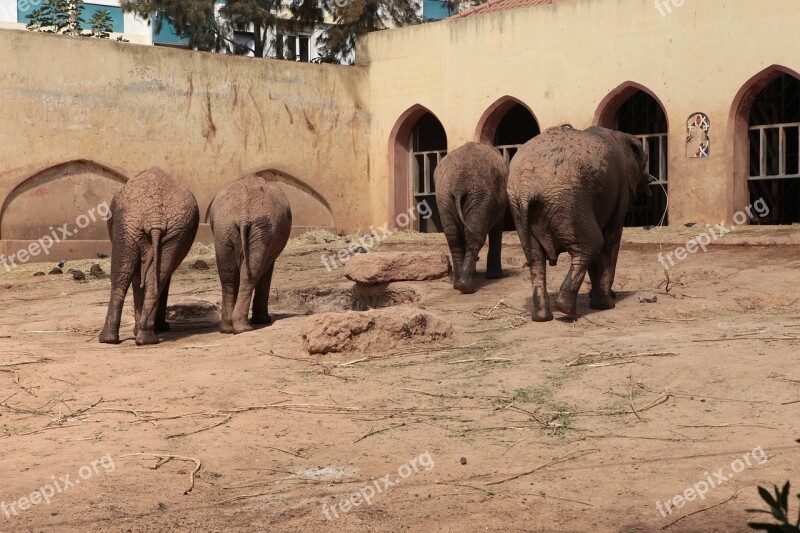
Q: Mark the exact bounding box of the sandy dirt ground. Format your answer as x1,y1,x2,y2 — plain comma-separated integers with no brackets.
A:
1,228,799,532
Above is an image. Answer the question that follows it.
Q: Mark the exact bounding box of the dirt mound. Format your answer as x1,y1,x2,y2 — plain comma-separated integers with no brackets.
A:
300,306,453,354
165,301,220,327
344,251,451,285
274,283,421,313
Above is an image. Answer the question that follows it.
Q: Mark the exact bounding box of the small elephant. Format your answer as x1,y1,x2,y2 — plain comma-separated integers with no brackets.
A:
99,167,200,345
434,142,508,294
209,175,292,334
507,125,652,321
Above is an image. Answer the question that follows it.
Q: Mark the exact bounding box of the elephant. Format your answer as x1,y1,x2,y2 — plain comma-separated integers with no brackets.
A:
507,125,653,321
99,167,200,345
434,142,509,294
209,175,292,334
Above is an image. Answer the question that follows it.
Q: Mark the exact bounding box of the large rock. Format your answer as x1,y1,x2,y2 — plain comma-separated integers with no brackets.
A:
301,307,453,355
344,252,451,285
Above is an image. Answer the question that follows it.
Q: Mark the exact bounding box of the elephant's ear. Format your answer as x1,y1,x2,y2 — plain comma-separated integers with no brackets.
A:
623,135,654,197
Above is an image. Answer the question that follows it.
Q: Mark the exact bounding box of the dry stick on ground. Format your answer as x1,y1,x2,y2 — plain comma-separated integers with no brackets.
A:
354,422,406,443
678,422,779,430
263,445,307,459
120,453,201,495
662,489,741,530
486,449,600,486
217,489,283,505
166,414,232,439
781,399,800,405
638,383,766,404
0,357,52,367
566,351,678,368
630,375,644,422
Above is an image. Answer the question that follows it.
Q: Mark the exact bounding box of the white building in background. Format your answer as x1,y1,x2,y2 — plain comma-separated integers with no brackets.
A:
0,0,466,60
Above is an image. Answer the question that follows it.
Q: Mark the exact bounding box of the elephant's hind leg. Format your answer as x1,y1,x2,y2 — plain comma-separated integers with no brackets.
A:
251,262,275,325
485,218,504,280
588,233,621,310
218,268,239,334
99,259,135,344
155,277,172,332
556,238,602,318
439,196,466,287
528,244,553,322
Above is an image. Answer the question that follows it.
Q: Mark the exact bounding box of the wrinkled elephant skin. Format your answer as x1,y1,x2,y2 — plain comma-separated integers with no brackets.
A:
209,175,292,334
99,167,200,345
507,125,652,321
435,142,508,294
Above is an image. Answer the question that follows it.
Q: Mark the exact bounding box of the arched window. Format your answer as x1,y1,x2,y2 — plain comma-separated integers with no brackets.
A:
596,85,669,227
747,73,800,224
388,106,447,233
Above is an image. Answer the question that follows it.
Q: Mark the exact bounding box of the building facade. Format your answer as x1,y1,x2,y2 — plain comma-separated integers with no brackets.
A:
0,0,798,261
0,0,458,57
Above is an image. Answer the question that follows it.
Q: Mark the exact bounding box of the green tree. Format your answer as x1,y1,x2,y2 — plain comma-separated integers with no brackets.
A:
317,0,421,63
86,9,114,38
26,0,85,35
119,0,232,51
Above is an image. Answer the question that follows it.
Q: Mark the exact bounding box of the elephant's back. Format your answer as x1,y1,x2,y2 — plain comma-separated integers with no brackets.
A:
510,126,611,190
435,142,507,194
113,167,198,221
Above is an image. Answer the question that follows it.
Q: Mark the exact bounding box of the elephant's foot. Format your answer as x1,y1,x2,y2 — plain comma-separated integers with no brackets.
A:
554,294,579,318
610,289,617,299
98,327,120,344
220,321,235,334
532,288,553,322
454,279,476,294
485,268,504,280
589,292,615,310
231,320,254,334
251,314,272,325
155,321,171,332
135,331,159,346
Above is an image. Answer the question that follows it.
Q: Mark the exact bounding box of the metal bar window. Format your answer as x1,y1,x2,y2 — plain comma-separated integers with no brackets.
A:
748,122,800,180
634,133,668,185
410,150,447,196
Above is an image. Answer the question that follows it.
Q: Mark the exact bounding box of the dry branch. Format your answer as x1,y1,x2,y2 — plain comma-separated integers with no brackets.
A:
120,453,201,495
486,449,600,486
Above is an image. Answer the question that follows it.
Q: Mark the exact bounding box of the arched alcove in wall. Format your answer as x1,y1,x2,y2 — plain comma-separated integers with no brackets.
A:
0,160,127,240
388,105,447,233
595,82,669,227
730,65,800,225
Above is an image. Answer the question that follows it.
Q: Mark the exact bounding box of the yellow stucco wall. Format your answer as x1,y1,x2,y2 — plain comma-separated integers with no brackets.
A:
1,0,799,264
0,30,369,261
363,0,800,226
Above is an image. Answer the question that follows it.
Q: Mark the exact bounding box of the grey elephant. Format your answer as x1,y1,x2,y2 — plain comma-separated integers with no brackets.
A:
435,142,508,294
209,175,292,334
507,125,652,321
99,167,200,345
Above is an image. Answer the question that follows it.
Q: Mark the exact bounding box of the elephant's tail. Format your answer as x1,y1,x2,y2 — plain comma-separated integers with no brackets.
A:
509,193,532,264
141,228,162,289
239,222,252,281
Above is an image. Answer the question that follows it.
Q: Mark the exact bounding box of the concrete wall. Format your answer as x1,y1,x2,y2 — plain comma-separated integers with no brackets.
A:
363,0,800,226
0,30,369,262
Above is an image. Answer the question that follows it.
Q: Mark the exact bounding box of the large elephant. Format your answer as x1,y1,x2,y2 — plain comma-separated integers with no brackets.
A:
209,175,292,334
435,142,508,294
507,125,652,321
99,167,200,345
